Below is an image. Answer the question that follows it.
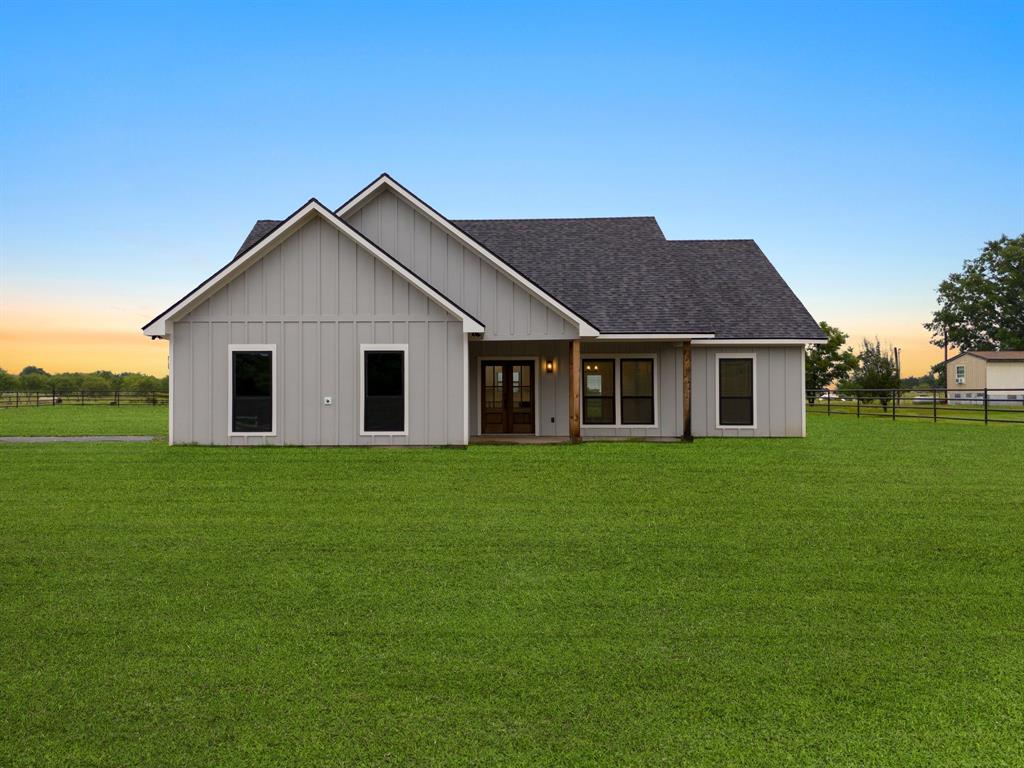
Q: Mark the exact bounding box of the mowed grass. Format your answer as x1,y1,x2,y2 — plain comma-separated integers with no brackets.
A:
1,417,1023,767
0,405,168,437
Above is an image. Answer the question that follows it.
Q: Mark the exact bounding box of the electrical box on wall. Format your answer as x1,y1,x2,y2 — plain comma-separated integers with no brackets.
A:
323,396,333,406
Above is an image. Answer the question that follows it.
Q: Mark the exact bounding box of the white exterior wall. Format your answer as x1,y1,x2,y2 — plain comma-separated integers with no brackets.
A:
345,190,578,340
987,362,1024,405
691,345,806,437
169,217,466,445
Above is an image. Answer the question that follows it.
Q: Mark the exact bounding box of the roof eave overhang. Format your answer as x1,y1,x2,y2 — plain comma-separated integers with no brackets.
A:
335,174,600,338
142,200,485,338
691,338,825,346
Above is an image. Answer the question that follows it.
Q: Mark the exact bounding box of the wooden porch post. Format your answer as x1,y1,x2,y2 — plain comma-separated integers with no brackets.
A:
682,341,693,442
569,339,581,443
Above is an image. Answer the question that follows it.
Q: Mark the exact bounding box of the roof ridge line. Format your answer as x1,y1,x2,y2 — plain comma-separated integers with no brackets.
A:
452,215,659,223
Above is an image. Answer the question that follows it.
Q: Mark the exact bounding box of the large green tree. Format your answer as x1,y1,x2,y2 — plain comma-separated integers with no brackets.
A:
805,321,858,402
924,234,1024,351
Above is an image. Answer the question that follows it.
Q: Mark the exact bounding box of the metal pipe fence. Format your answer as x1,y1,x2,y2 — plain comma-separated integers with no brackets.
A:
807,388,1024,425
0,390,168,408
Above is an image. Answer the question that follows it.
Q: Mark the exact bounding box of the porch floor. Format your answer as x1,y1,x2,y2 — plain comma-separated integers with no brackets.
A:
469,435,570,445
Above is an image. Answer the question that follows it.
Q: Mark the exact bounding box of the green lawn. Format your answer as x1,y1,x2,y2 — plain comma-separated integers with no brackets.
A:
0,405,168,436
2,416,1022,766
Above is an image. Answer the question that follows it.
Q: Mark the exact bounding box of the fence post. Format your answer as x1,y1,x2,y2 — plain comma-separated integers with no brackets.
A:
856,393,860,418
933,389,937,422
116,390,120,407
984,388,989,424
827,391,831,416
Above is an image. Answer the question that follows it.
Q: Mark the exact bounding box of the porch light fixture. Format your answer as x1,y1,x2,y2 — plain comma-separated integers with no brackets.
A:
545,359,555,373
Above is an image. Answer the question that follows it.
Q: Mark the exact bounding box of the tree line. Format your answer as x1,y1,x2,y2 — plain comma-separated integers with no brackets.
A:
806,232,1022,400
0,366,169,393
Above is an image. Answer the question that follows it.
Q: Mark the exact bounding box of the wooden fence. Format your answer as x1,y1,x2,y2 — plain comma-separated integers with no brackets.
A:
807,388,1024,425
0,390,168,408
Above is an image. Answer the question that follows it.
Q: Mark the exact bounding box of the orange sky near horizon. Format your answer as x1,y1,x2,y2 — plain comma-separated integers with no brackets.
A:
0,299,947,378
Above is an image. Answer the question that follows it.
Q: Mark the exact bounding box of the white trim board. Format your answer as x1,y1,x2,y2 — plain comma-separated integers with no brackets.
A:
142,200,484,337
335,174,600,338
693,339,819,346
227,343,278,438
714,352,757,431
580,353,659,429
359,343,410,437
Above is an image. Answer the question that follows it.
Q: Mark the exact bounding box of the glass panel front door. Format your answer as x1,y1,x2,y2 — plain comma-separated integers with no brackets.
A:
481,361,535,434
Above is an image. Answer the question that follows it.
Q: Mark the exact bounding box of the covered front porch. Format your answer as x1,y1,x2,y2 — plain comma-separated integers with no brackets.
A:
467,338,694,442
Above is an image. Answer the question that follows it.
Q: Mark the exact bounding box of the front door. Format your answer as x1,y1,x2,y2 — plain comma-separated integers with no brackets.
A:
481,361,535,434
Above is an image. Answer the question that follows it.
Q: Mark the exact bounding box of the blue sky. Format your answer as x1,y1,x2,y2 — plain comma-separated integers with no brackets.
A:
1,0,1021,374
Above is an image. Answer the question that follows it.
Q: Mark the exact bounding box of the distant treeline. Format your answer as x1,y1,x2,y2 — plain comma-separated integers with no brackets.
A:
0,366,168,393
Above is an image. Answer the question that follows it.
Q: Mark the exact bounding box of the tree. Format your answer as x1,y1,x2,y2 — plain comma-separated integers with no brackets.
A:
924,234,1024,351
0,368,16,392
851,338,899,411
805,321,858,402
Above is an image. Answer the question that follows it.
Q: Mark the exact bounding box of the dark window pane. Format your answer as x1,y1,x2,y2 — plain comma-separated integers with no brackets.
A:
622,397,654,425
621,359,653,396
232,351,273,432
583,360,615,425
720,397,753,426
584,396,615,424
583,360,614,395
364,351,404,432
719,359,753,397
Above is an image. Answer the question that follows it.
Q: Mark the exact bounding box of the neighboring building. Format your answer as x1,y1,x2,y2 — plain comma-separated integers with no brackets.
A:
945,351,1024,405
142,174,825,445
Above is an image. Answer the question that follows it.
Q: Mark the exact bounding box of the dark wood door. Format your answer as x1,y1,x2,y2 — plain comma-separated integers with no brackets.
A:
481,361,535,434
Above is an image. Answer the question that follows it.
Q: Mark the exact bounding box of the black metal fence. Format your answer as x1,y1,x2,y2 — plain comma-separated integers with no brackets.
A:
0,390,168,408
807,388,1024,425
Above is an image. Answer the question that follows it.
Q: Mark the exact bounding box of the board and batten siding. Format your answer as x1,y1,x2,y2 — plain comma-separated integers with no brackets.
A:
690,345,806,437
170,216,465,446
345,190,578,340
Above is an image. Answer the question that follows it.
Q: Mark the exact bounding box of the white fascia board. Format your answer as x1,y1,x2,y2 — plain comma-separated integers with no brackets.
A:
692,338,822,346
142,201,484,337
336,175,600,338
594,333,715,341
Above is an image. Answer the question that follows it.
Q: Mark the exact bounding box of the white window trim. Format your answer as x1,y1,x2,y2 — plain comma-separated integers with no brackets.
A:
360,343,410,437
581,354,659,429
715,352,757,430
955,365,965,384
227,343,277,437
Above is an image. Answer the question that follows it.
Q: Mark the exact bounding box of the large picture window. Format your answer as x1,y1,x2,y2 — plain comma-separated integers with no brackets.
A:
582,359,615,425
361,344,407,434
230,345,275,434
718,356,755,427
620,359,655,425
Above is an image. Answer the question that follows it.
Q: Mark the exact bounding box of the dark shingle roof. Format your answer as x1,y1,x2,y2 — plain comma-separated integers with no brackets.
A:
453,217,824,339
232,209,823,339
235,219,282,258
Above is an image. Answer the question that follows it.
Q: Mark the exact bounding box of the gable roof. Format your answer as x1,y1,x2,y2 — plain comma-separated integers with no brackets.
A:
142,199,484,337
453,217,825,339
333,174,601,337
947,350,1024,364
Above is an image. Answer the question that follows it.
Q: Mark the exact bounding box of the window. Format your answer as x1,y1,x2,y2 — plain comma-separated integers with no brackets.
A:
582,359,615,424
361,344,407,434
718,356,755,428
955,364,965,384
620,359,655,425
229,345,275,435
954,393,962,399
